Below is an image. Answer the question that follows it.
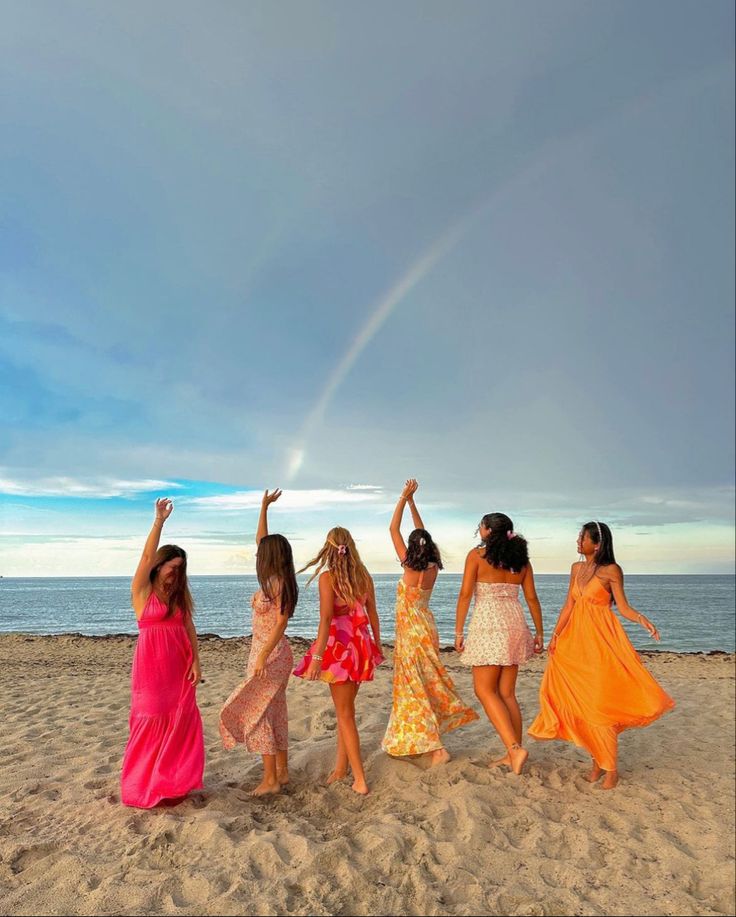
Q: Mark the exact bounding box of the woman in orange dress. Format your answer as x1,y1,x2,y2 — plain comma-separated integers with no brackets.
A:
528,521,675,789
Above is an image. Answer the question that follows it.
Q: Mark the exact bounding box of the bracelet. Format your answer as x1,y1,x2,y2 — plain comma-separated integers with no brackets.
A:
311,654,323,661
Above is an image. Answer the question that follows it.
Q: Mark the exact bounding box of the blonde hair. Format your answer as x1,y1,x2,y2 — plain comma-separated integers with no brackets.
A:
299,527,372,607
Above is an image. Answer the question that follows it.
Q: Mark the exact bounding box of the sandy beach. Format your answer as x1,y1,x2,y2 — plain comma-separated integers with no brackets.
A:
0,634,733,917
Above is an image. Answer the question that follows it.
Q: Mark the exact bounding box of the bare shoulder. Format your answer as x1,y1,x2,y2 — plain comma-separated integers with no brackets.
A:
318,570,334,589
601,563,624,582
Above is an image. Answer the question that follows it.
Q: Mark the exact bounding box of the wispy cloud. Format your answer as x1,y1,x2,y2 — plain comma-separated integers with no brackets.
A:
186,487,385,512
0,473,183,499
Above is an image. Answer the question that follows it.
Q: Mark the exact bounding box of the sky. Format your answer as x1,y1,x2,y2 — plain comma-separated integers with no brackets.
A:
1,1,734,576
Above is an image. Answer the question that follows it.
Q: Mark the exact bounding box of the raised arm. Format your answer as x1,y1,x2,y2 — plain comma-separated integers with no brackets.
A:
407,485,424,530
305,571,336,680
608,565,660,640
454,550,478,651
389,479,418,561
257,488,282,546
548,564,579,654
521,563,544,652
131,498,173,617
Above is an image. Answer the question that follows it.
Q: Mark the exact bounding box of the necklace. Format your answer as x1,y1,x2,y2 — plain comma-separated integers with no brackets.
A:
576,560,598,590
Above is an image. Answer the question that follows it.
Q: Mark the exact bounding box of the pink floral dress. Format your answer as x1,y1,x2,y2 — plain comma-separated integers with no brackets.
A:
219,590,293,754
293,596,383,684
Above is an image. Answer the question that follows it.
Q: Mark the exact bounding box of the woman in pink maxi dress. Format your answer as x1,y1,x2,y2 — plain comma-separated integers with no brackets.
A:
121,499,204,808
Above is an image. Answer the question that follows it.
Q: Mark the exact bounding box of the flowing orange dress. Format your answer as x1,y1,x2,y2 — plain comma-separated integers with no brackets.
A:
528,575,674,770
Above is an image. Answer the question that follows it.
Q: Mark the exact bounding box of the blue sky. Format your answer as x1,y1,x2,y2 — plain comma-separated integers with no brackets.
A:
1,1,734,575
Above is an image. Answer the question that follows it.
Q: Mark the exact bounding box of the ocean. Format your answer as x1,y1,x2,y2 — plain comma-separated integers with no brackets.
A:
0,574,733,654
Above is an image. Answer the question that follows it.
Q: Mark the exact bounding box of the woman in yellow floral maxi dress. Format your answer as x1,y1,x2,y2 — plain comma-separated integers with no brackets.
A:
382,480,478,764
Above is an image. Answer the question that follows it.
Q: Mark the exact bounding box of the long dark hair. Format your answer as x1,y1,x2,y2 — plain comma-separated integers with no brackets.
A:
581,521,616,568
256,533,298,617
150,545,193,619
479,512,529,573
403,528,443,571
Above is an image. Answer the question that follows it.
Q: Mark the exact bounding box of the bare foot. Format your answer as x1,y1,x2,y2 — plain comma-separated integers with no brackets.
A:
427,747,451,768
351,778,369,795
277,769,289,786
489,752,512,769
600,770,619,790
325,769,348,786
509,744,529,775
249,779,281,797
584,761,604,783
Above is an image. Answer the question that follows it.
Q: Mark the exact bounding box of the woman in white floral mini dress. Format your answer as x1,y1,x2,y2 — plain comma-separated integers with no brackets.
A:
455,513,544,775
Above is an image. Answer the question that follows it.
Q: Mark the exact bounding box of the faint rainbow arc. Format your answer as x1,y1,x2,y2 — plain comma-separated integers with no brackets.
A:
285,63,726,483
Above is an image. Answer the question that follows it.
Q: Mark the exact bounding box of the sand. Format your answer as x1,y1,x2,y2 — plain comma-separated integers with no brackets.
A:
0,633,733,917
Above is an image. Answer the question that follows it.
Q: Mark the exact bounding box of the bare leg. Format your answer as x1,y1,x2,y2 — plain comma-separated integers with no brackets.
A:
491,666,522,766
600,769,619,790
473,666,528,775
276,750,289,785
326,718,350,784
595,734,618,789
499,666,522,743
584,757,604,783
250,754,281,796
598,736,618,789
330,683,369,794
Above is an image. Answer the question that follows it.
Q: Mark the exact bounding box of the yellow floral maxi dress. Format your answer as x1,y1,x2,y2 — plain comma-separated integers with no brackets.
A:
382,579,478,756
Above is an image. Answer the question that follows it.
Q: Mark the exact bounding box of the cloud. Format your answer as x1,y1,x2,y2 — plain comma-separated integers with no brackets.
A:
0,472,183,498
186,487,385,512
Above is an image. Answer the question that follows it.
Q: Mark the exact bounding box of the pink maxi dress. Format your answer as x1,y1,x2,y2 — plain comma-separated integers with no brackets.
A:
120,592,205,808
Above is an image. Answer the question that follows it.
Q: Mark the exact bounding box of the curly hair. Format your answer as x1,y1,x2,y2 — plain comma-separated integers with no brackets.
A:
403,528,443,571
299,527,372,607
479,513,529,573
